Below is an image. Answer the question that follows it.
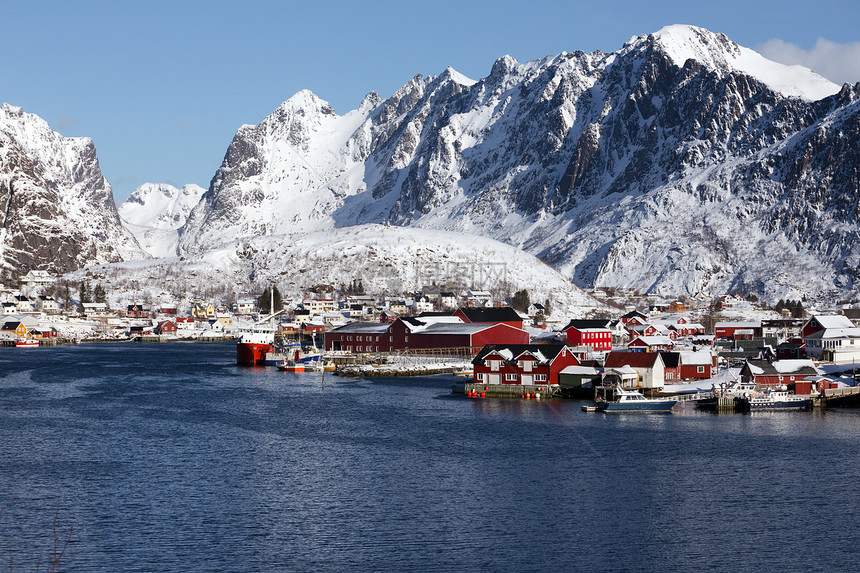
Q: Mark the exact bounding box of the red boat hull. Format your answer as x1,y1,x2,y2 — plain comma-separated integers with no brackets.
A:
236,342,272,365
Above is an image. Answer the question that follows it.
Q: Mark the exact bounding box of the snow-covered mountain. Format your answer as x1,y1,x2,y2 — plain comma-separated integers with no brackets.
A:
178,24,860,302
0,103,143,273
118,183,206,258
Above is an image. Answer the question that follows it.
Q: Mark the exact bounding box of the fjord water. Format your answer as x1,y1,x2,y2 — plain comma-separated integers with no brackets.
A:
1,342,859,572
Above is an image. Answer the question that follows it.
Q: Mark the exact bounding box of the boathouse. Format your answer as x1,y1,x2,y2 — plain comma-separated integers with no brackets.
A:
740,359,820,387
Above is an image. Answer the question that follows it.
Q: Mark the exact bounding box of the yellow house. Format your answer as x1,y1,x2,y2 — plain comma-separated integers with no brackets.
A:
215,313,233,326
191,303,217,319
1,321,28,338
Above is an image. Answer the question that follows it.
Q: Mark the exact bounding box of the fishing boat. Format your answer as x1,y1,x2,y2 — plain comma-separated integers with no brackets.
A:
594,385,677,413
15,339,39,348
237,287,282,365
277,357,325,373
236,327,275,365
695,380,758,410
745,388,812,411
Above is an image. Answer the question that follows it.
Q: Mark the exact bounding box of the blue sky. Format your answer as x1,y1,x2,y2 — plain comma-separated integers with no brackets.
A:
5,0,860,203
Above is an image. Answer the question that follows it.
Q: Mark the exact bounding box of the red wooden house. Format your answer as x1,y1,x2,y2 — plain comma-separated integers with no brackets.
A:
677,350,716,379
154,320,178,335
126,304,150,319
472,344,579,386
714,321,762,340
621,310,648,325
560,319,613,352
627,336,674,352
325,316,529,353
740,359,819,387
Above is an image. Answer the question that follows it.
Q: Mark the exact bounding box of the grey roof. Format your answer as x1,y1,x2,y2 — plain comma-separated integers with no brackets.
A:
328,322,391,334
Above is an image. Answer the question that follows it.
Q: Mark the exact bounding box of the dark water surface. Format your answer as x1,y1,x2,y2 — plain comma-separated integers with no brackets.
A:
1,342,859,572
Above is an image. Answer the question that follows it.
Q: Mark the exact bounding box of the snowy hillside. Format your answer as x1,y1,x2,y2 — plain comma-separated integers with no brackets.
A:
118,183,206,258
77,225,606,318
175,24,860,303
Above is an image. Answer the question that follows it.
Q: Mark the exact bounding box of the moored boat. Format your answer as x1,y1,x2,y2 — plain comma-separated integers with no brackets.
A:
236,328,275,365
594,385,677,413
15,339,39,348
745,389,811,411
695,380,757,411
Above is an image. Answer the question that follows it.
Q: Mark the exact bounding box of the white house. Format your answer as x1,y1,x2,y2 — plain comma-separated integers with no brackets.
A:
235,297,257,315
21,270,54,290
465,290,492,307
36,296,61,314
802,314,860,363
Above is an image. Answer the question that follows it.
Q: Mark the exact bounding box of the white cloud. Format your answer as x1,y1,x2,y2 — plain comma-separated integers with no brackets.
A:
757,38,860,86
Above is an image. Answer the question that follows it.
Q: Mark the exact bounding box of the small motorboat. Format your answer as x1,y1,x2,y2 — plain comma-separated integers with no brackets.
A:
15,339,39,348
594,385,677,413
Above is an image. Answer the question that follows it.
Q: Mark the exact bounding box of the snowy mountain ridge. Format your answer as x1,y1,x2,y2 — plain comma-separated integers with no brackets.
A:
176,24,859,302
5,24,860,306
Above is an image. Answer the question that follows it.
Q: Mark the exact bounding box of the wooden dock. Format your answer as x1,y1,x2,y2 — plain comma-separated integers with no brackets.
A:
819,386,860,408
464,382,560,399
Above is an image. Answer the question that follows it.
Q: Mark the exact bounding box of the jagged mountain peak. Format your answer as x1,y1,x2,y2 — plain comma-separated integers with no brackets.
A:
623,24,840,101
0,102,143,272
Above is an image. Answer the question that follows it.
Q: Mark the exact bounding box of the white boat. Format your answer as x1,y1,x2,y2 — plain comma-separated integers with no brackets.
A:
15,339,39,348
594,385,677,413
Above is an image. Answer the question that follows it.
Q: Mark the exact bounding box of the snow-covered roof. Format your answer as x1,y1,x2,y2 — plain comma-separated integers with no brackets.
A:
772,359,819,375
514,349,548,363
560,365,600,376
812,314,855,330
715,321,760,328
606,365,638,376
631,336,673,345
486,348,514,361
679,350,713,365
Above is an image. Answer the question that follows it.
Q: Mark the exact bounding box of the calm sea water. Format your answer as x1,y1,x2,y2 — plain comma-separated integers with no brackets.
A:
1,342,859,572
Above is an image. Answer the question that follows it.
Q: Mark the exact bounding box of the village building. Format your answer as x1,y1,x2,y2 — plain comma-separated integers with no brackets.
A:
21,270,54,291
126,304,150,319
303,299,337,314
560,319,612,353
464,290,492,307
603,351,666,389
2,302,17,315
190,303,216,319
620,310,648,325
154,320,178,335
325,315,529,353
800,314,860,363
35,295,61,314
740,359,819,387
14,295,34,313
472,344,579,386
627,335,674,352
235,297,257,315
82,302,112,318
439,292,458,309
0,320,29,339
677,350,717,379
714,321,762,340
